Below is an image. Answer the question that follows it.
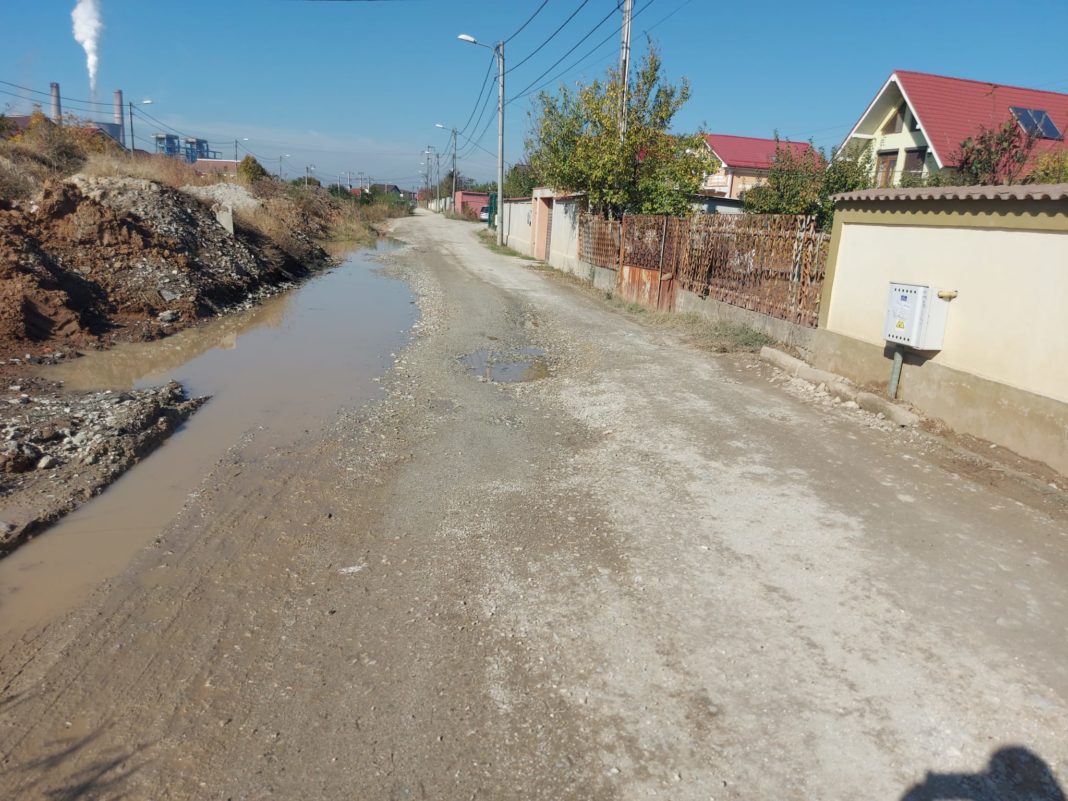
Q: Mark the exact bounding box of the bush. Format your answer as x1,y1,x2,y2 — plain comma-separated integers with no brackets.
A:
237,155,269,184
1030,150,1068,184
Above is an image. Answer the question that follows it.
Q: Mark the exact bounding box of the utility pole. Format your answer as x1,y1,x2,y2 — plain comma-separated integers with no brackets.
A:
425,145,433,202
435,152,441,208
496,40,504,246
234,139,239,161
128,101,136,152
450,128,458,210
618,0,633,142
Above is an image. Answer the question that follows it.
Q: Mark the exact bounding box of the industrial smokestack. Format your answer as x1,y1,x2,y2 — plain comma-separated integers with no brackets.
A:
50,82,62,124
114,89,124,146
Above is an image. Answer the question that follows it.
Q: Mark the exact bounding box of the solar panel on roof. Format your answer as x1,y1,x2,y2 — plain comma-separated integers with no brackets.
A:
1010,106,1063,140
1034,110,1063,140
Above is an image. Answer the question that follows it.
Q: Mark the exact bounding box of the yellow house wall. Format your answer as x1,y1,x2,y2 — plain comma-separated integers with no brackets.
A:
827,223,1068,403
815,200,1068,473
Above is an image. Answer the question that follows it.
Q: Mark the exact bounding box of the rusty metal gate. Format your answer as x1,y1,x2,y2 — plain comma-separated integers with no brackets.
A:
615,215,678,311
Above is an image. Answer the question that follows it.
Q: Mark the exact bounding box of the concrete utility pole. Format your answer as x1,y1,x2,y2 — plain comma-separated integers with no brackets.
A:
435,152,441,208
128,102,136,152
619,0,633,142
458,33,505,245
496,40,505,246
450,128,458,209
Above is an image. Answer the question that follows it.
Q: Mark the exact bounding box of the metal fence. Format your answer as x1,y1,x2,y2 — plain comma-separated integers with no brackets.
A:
580,212,829,328
578,213,622,269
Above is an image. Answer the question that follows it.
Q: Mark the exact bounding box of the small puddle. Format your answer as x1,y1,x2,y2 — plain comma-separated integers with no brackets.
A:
0,241,416,640
462,346,550,383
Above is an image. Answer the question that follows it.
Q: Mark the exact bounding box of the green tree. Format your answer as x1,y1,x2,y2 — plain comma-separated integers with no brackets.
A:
503,163,536,198
741,138,872,229
237,155,269,184
953,119,1037,185
1029,150,1068,184
526,45,712,217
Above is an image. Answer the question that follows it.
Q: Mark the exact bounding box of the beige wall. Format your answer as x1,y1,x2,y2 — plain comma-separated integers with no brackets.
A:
701,167,768,199
827,223,1068,403
817,198,1068,474
501,199,533,255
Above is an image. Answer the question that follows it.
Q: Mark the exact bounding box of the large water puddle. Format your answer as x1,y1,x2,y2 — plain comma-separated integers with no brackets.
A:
0,241,415,639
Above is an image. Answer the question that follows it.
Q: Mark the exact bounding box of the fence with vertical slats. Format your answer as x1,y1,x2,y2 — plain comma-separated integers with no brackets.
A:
578,212,829,327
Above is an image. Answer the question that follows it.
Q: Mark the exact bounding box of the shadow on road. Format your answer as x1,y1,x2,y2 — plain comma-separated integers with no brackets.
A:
1,724,150,801
902,747,1066,801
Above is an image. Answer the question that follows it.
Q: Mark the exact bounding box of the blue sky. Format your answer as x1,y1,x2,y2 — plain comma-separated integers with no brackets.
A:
3,1,1067,190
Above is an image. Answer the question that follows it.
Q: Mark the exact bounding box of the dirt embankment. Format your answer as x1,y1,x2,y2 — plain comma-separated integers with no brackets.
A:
0,177,333,550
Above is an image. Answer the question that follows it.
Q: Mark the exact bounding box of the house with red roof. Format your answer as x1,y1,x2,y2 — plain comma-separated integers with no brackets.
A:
840,70,1068,186
700,134,815,199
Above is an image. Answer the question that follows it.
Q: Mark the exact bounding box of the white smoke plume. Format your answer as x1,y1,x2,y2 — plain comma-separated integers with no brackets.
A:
71,0,103,97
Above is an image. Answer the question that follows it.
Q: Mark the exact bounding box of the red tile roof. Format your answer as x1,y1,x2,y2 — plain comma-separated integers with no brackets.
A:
894,70,1068,166
703,133,815,171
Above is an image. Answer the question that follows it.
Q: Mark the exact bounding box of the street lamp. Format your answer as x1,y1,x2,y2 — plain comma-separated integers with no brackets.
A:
234,136,249,161
127,98,153,153
278,153,290,180
436,122,458,211
458,32,504,246
305,164,315,188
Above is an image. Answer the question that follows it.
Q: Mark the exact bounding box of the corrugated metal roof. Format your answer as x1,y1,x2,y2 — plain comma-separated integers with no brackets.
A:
833,183,1068,203
895,70,1068,167
703,133,814,171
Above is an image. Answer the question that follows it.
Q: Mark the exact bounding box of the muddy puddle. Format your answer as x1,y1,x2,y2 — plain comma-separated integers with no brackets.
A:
463,346,551,383
0,241,415,639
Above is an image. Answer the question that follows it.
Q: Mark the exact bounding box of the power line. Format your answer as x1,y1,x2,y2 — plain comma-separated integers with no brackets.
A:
508,0,662,104
507,3,621,103
504,0,550,43
457,52,496,137
0,79,112,109
506,0,592,75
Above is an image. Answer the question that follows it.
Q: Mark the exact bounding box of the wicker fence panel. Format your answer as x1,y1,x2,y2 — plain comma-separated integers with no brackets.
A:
578,214,622,269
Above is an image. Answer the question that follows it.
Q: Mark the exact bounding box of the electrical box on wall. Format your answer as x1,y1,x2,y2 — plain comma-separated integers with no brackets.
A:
883,283,950,350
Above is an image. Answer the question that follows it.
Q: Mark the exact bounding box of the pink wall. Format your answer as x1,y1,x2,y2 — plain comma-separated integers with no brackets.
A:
454,191,489,216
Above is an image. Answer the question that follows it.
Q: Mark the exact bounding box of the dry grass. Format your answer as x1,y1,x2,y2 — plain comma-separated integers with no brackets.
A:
477,228,535,259
79,152,218,188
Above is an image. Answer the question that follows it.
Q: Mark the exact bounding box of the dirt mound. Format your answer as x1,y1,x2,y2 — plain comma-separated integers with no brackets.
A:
180,182,262,215
0,379,206,552
0,178,328,362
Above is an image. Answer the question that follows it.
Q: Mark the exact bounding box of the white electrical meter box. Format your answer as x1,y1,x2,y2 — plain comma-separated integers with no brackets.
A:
883,283,949,350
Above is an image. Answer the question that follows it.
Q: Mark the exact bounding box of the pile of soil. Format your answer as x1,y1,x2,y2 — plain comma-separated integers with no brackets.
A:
0,176,332,551
0,378,206,552
0,177,328,363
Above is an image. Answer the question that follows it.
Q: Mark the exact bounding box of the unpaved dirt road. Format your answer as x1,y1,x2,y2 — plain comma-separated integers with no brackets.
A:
2,210,1066,800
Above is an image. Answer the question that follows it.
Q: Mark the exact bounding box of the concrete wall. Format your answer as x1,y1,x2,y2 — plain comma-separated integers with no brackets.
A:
677,290,817,355
548,199,582,276
816,195,1068,474
501,199,533,255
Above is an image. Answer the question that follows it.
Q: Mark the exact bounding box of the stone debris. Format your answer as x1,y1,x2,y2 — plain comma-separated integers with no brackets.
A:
0,380,207,553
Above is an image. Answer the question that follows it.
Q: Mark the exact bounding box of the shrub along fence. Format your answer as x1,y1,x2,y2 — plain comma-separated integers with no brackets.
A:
578,212,830,327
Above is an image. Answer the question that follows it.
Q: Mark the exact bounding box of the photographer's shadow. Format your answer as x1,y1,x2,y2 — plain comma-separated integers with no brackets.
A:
902,747,1065,801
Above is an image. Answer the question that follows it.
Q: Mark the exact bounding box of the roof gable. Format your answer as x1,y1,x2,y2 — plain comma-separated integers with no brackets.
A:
845,70,1068,167
703,133,814,171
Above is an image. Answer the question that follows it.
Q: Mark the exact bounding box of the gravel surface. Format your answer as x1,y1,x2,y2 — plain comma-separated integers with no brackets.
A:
0,211,1064,799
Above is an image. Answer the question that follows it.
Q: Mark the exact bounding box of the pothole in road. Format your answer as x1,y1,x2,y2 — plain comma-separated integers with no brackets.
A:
462,346,551,383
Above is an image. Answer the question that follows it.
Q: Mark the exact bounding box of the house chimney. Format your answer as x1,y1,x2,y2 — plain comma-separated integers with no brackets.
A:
50,82,62,124
114,89,125,146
